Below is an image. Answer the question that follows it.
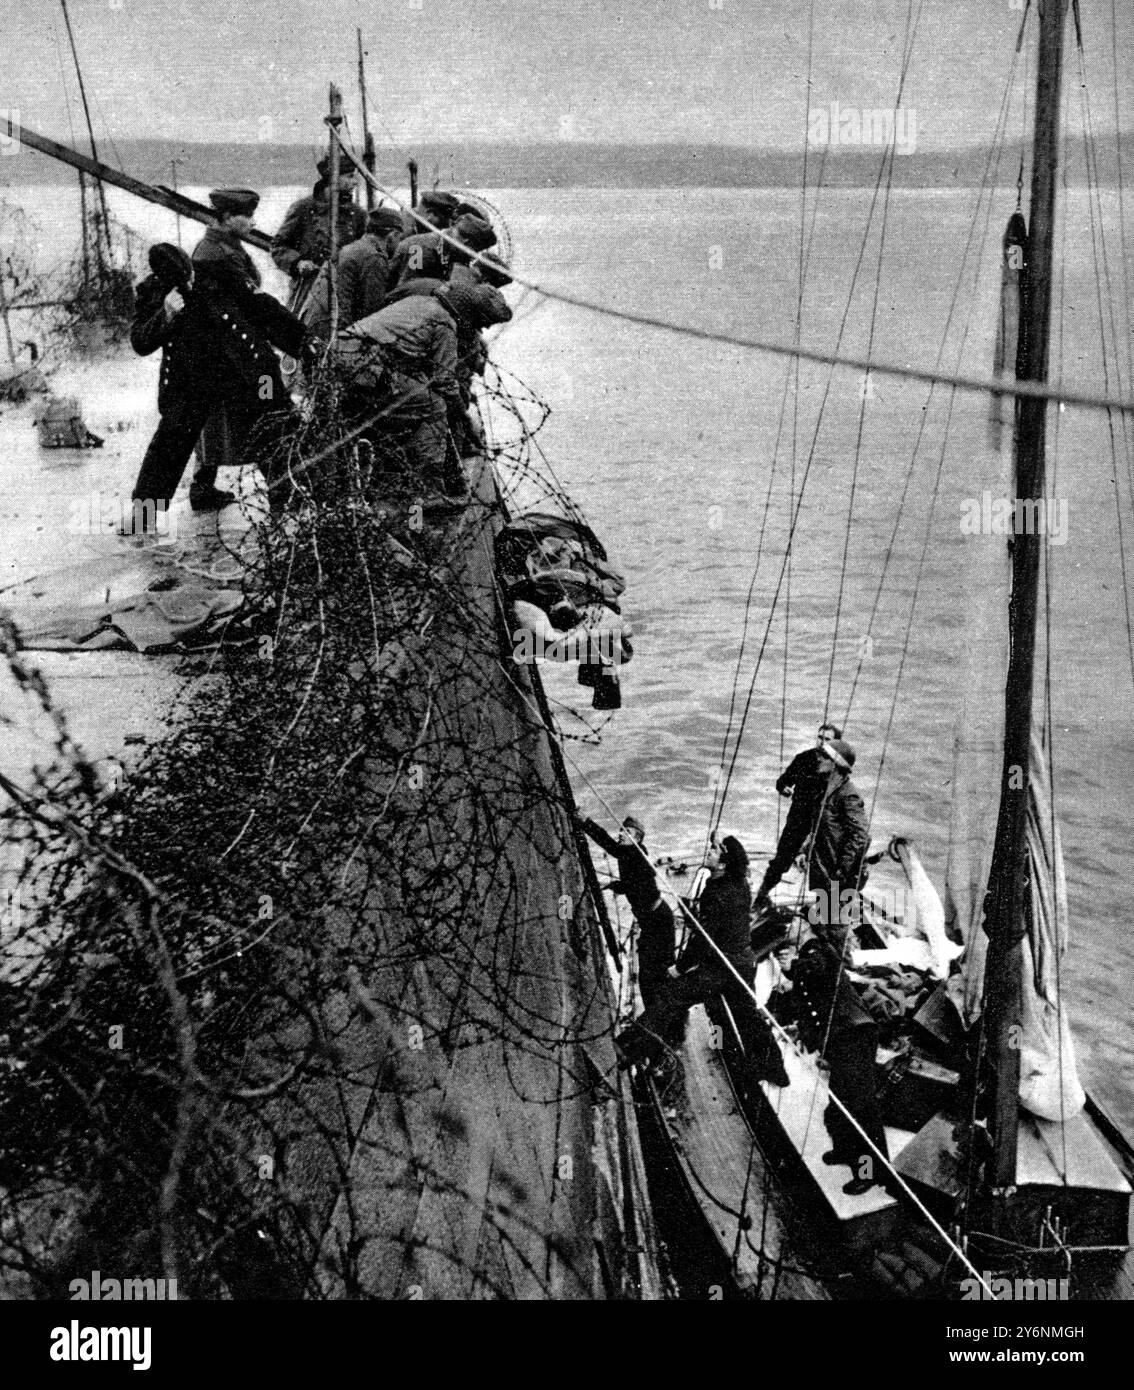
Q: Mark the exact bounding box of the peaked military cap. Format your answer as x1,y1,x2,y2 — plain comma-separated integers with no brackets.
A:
418,190,459,218
208,187,260,216
368,207,407,234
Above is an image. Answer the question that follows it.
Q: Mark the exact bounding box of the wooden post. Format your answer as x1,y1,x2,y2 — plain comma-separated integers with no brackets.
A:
78,170,91,304
170,159,183,248
408,158,419,209
326,84,343,343
0,117,273,252
60,0,113,277
0,255,17,364
357,29,376,212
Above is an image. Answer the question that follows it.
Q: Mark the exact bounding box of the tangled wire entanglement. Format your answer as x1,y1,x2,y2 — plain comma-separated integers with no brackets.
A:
0,356,639,1300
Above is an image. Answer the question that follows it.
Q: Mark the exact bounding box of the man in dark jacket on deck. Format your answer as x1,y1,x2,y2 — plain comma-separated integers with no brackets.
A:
271,158,367,313
755,737,871,927
583,816,674,1010
300,207,406,339
126,191,307,525
446,218,513,400
617,836,789,1087
332,249,464,494
768,929,889,1196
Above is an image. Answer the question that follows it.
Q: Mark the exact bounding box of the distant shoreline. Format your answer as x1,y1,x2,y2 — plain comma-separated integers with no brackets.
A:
1,136,1129,190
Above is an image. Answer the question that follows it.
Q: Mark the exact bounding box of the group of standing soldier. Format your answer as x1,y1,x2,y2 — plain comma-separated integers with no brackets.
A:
126,154,513,526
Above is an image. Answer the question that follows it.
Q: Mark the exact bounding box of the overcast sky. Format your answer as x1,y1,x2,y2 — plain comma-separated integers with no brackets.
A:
3,0,1132,150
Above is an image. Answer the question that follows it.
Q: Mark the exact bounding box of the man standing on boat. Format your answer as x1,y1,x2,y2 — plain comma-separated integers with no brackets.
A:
446,221,513,391
769,930,889,1196
332,245,466,497
126,191,308,525
299,206,406,339
617,835,790,1088
398,188,460,240
271,157,367,314
755,736,871,928
776,722,844,799
582,816,674,1010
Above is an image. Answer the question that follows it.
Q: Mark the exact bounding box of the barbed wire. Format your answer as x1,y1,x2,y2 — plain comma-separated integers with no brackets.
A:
0,353,633,1299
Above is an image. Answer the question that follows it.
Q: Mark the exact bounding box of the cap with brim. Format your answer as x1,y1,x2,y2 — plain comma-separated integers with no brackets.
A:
452,213,497,252
419,191,459,216
368,208,406,234
209,187,260,216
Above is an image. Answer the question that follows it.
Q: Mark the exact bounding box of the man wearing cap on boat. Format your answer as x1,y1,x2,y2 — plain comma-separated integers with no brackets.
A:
617,834,790,1089
332,244,465,498
271,154,367,314
126,188,308,524
582,816,674,1012
754,735,871,930
768,925,890,1196
398,188,460,240
299,206,406,339
446,217,513,404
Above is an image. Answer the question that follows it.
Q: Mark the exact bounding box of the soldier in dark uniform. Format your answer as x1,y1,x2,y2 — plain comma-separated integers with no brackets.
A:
126,192,307,526
399,189,460,239
582,816,675,1011
332,249,464,495
271,158,367,314
755,736,871,925
443,220,512,456
300,206,405,339
768,930,889,1195
617,835,789,1086
386,230,452,293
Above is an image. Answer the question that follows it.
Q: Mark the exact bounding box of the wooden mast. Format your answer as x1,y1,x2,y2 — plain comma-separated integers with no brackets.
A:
357,29,376,212
980,0,1070,1202
59,0,113,277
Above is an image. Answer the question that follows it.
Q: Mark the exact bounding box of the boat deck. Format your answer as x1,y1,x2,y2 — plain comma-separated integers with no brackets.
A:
654,1006,830,1299
758,1045,915,1225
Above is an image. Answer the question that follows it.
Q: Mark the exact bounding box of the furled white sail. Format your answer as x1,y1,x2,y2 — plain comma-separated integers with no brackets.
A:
1019,731,1086,1119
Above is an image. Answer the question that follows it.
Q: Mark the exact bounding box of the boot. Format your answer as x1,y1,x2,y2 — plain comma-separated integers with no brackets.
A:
189,482,237,512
